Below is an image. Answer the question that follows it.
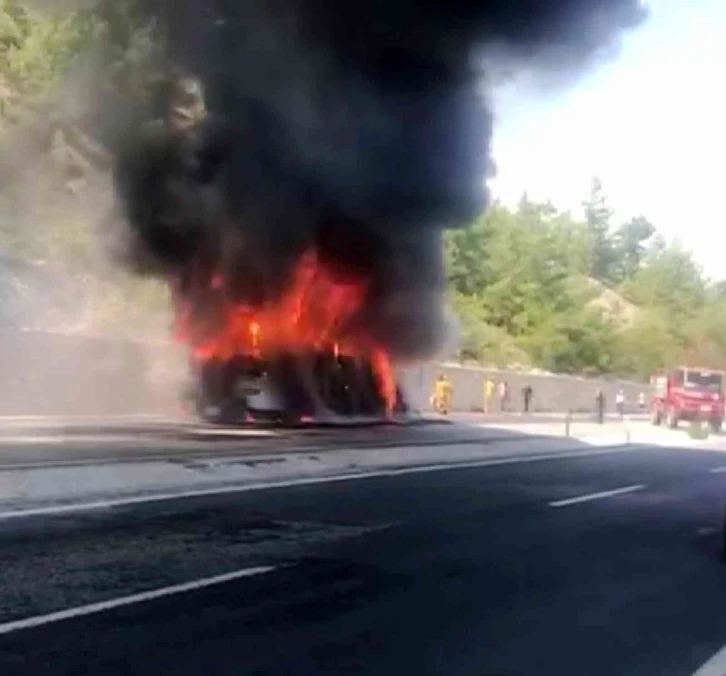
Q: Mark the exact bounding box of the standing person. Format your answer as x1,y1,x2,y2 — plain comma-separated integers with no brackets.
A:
483,377,495,413
616,389,625,417
522,384,533,414
439,375,453,415
498,381,509,412
595,388,606,424
431,375,452,415
638,391,646,412
430,376,443,413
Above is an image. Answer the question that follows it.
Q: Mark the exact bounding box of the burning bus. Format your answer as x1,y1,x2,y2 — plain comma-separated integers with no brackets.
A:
173,249,407,422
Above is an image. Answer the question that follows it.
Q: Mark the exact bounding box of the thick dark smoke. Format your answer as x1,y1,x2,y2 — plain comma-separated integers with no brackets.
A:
111,0,645,363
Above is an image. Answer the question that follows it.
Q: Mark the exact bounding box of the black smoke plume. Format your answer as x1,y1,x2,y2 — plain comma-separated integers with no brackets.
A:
111,0,645,363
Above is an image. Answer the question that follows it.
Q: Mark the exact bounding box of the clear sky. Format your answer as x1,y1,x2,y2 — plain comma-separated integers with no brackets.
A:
489,0,726,280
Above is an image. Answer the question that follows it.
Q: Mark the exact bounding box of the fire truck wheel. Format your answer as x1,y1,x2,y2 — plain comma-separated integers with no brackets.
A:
710,419,723,435
666,408,679,429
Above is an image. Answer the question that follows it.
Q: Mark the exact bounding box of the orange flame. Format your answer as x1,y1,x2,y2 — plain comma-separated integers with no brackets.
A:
372,348,396,414
173,248,397,413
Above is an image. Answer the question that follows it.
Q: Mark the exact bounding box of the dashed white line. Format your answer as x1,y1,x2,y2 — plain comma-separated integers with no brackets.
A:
690,642,726,676
548,484,646,507
0,446,635,521
0,565,275,636
709,466,726,474
185,428,280,437
0,436,67,445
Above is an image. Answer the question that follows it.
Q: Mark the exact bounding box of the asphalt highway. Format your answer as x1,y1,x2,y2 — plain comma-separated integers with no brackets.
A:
0,412,635,469
3,440,726,675
0,415,537,469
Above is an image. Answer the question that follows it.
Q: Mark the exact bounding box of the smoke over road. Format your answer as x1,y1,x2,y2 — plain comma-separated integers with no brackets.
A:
111,0,645,368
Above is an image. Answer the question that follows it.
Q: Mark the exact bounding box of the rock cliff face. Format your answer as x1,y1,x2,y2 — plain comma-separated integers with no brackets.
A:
0,254,86,331
585,277,639,328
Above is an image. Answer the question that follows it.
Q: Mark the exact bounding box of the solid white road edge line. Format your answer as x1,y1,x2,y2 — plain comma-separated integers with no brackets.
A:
0,446,635,521
691,642,726,676
0,565,275,636
549,484,646,507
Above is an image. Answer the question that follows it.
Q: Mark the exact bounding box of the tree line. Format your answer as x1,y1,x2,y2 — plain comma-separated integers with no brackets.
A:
446,178,726,381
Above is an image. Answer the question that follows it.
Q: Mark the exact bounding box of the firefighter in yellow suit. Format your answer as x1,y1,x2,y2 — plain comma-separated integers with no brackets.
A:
431,374,453,414
483,377,495,413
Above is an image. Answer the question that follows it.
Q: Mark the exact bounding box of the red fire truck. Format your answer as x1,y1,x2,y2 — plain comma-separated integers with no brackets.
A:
651,366,725,432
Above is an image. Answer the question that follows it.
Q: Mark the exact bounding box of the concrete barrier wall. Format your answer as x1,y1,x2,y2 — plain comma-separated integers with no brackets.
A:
0,330,650,417
0,330,186,416
401,363,651,415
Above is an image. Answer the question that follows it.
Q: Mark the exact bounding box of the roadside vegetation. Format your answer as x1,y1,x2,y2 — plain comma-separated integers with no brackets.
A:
446,180,726,379
0,0,169,338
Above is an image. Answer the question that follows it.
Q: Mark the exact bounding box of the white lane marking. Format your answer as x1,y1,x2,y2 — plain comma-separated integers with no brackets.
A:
186,428,280,437
691,643,726,676
0,446,635,521
549,484,645,507
709,466,726,474
0,565,275,636
0,436,67,445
